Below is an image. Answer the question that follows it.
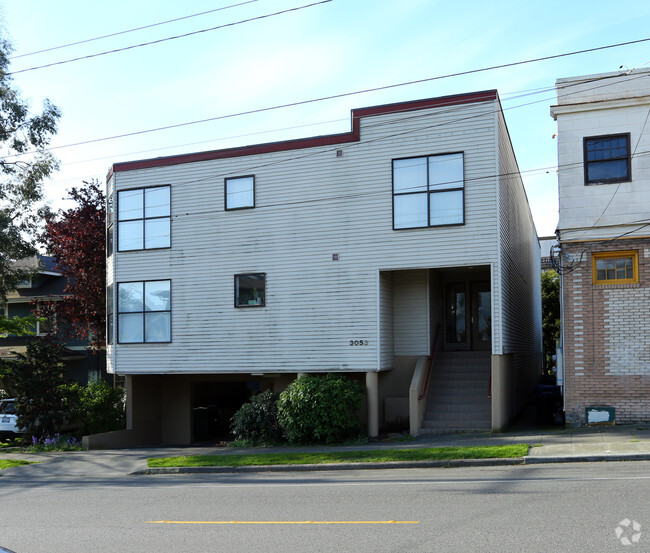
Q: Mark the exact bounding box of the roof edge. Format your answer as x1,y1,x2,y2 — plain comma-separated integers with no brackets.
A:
108,90,498,178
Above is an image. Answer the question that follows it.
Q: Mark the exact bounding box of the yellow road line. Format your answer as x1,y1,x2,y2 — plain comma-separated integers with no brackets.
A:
147,520,419,525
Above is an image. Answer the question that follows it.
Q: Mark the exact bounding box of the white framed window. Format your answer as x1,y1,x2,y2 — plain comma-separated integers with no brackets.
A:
117,280,171,343
225,176,255,210
117,186,170,251
235,273,265,307
393,153,464,229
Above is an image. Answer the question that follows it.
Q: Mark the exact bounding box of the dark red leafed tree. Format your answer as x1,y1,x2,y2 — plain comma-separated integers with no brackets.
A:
39,181,106,351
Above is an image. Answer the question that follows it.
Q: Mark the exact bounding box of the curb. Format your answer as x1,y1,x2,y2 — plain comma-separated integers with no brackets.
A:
131,453,650,475
132,457,526,474
525,453,650,464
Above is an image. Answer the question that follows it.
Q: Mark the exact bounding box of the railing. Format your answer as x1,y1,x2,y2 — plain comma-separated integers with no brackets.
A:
418,324,441,401
408,324,441,436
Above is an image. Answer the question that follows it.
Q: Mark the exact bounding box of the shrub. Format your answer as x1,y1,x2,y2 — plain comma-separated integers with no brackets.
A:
11,340,67,440
277,374,365,444
63,382,125,436
230,390,282,445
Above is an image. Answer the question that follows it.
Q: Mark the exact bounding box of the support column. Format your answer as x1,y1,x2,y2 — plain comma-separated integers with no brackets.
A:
366,371,379,437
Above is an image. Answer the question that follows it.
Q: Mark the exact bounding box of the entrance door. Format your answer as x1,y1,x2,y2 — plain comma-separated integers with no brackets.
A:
445,281,491,351
471,282,491,350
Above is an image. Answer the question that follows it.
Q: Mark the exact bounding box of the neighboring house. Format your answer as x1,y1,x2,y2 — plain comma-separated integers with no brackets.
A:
102,90,542,447
0,255,107,386
539,236,558,271
551,69,650,425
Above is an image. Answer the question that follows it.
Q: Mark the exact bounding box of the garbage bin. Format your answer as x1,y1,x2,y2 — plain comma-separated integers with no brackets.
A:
535,384,561,425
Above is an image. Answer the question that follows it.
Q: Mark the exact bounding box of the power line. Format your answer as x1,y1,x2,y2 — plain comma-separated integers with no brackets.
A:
42,73,627,175
42,72,650,189
9,0,260,60
7,37,650,159
7,0,332,75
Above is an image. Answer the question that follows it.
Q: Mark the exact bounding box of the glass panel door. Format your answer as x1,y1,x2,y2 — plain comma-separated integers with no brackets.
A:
471,282,491,350
445,283,468,349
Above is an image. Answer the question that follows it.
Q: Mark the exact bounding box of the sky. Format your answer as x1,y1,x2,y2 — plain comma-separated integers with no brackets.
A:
1,0,650,238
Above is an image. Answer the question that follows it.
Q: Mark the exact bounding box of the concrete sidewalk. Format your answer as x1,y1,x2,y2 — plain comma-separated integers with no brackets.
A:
1,423,650,477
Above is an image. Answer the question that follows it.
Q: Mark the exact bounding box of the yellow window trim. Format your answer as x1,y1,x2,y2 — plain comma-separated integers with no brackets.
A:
592,250,639,285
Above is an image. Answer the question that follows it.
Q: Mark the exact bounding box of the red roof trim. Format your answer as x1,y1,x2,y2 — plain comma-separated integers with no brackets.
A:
109,90,497,176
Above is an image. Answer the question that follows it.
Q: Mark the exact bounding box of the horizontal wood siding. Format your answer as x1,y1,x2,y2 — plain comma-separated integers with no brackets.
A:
111,100,501,375
379,271,393,370
497,110,542,409
392,270,429,356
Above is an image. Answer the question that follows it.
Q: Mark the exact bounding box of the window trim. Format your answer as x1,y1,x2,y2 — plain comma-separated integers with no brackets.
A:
392,152,465,230
592,250,639,285
234,273,266,308
116,279,172,343
225,175,255,211
583,133,631,185
116,185,171,252
106,191,114,258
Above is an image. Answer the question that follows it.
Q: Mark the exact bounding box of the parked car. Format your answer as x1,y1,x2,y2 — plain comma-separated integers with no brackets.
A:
0,398,23,439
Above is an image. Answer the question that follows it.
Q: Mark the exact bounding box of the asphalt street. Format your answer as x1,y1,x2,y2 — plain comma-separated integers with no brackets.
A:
1,462,648,553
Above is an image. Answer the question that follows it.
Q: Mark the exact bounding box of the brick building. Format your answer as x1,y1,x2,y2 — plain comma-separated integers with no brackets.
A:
551,70,650,424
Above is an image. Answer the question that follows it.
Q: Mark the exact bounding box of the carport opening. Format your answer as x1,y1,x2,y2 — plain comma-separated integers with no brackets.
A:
191,381,257,442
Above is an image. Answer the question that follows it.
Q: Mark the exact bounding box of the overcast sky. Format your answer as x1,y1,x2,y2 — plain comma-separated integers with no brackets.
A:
2,0,650,237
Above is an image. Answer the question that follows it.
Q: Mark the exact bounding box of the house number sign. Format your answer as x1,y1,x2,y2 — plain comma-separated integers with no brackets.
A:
349,340,369,346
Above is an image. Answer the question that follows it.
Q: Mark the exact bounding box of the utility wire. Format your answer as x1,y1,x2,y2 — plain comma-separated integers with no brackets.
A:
10,0,260,60
7,0,332,75
7,39,650,159
42,72,650,188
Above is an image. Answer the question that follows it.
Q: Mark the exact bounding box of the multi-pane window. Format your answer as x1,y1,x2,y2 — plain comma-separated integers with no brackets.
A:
584,134,630,184
106,192,114,257
592,251,638,285
118,186,170,251
393,153,464,229
107,284,114,345
117,280,171,343
235,273,265,307
225,176,255,210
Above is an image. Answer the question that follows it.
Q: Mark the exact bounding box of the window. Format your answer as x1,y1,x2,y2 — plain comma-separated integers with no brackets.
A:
37,316,54,337
107,192,114,257
117,186,170,251
592,251,638,285
117,280,171,343
225,176,255,210
235,273,265,307
393,153,464,229
107,284,114,345
584,134,630,184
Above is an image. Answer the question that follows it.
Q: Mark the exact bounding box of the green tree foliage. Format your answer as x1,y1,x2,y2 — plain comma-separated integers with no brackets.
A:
62,381,125,436
278,374,365,444
542,270,561,373
0,314,39,337
10,339,66,439
230,390,282,445
0,37,61,303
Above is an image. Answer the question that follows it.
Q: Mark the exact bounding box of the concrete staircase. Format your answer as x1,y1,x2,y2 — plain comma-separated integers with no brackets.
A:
419,351,492,433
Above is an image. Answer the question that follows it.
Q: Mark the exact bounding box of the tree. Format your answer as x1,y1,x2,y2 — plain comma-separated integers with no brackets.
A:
38,182,106,350
10,339,66,439
0,36,61,304
542,270,561,374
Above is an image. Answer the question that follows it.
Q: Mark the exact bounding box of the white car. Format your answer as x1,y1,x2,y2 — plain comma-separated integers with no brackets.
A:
0,399,22,439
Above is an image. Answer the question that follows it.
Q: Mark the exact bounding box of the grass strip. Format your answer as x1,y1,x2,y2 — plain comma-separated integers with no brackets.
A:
0,459,32,469
148,444,529,468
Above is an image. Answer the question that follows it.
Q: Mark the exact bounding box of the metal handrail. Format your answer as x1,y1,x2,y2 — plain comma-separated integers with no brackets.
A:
418,323,441,401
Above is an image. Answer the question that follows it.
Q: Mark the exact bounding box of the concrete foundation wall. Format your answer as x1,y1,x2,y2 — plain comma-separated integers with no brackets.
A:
491,354,513,431
379,356,418,430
